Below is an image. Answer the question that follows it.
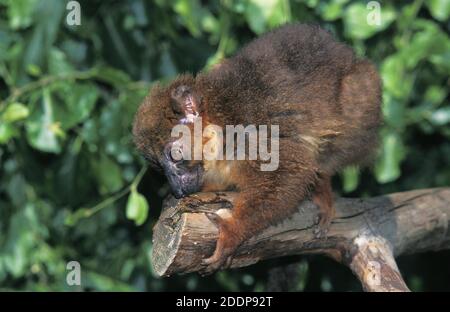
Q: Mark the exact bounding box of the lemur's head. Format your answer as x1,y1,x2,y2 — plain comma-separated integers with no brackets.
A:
133,74,206,198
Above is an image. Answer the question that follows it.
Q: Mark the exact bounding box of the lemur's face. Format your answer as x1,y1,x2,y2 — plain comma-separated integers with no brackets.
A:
160,140,204,198
133,76,205,198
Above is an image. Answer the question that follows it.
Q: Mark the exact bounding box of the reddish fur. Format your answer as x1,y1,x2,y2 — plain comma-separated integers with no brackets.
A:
133,24,381,272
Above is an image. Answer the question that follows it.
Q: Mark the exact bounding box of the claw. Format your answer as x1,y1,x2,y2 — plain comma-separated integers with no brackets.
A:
199,252,233,276
205,212,222,227
198,221,238,275
224,255,233,268
313,214,320,225
313,225,329,239
313,212,331,239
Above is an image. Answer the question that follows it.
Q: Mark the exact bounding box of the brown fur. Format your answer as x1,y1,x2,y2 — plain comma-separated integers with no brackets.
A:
133,24,381,273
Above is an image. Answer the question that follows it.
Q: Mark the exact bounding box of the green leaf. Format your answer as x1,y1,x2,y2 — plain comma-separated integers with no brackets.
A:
201,12,220,34
94,66,132,87
0,122,18,144
2,204,44,277
48,48,74,75
375,132,406,183
317,0,349,21
267,0,292,28
98,98,137,163
382,93,406,128
430,107,450,126
381,55,413,99
80,119,99,146
2,102,29,122
425,0,450,21
94,153,124,195
25,88,62,153
245,0,289,35
173,0,203,37
399,20,450,70
26,63,42,76
126,189,149,226
7,0,38,29
429,49,450,74
341,166,359,193
424,85,448,106
55,83,99,130
304,0,319,8
344,3,396,40
20,0,65,84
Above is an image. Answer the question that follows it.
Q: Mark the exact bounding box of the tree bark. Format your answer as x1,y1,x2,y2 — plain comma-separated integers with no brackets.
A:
151,188,450,291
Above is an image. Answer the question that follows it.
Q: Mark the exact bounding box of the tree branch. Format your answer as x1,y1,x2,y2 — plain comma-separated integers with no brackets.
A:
151,188,450,291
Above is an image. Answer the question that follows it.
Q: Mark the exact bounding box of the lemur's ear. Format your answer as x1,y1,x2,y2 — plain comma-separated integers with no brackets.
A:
171,85,201,124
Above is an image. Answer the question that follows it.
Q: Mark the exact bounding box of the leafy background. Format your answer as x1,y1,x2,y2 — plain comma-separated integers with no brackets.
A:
0,0,449,291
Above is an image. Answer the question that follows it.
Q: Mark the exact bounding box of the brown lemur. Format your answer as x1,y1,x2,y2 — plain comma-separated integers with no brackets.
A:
133,24,381,274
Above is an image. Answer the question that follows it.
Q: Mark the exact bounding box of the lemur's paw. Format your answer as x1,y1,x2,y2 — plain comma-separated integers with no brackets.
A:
199,212,239,276
313,211,331,239
199,252,233,276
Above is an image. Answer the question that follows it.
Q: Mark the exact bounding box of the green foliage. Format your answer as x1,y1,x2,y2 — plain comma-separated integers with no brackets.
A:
343,2,395,39
126,189,149,226
0,0,449,291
